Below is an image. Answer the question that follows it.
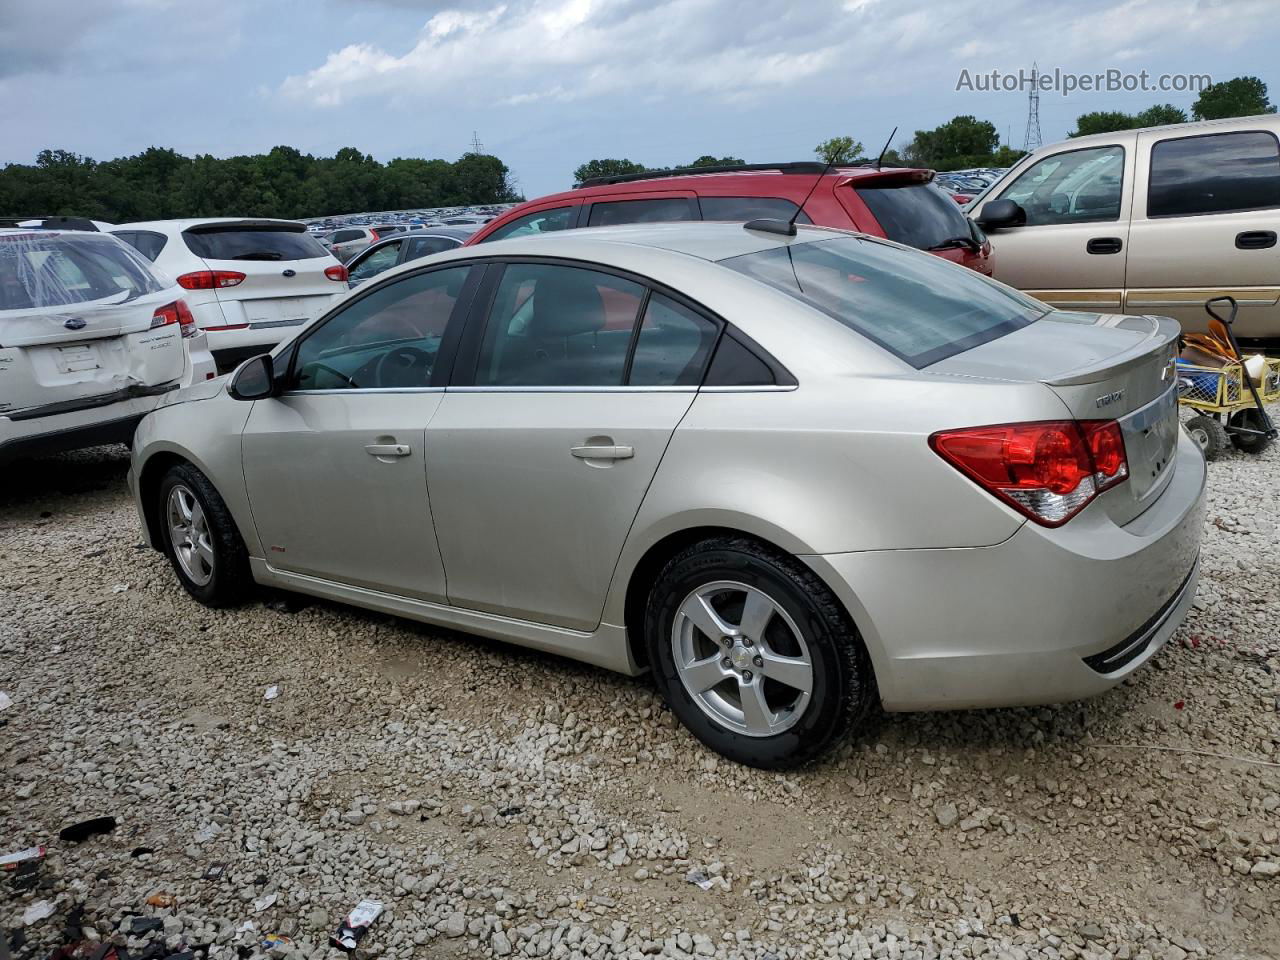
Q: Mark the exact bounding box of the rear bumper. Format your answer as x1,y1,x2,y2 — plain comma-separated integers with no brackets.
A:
0,388,175,463
805,430,1207,711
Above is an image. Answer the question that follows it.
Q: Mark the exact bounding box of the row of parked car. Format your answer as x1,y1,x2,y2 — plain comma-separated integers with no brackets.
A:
3,112,1277,468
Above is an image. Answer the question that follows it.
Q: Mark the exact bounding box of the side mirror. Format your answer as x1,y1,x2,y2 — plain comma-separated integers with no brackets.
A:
976,198,1025,229
228,354,276,401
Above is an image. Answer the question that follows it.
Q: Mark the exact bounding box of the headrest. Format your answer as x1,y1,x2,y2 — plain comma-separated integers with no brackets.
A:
530,271,606,339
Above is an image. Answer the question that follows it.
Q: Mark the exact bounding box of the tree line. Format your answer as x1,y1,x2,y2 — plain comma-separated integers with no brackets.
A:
0,146,523,223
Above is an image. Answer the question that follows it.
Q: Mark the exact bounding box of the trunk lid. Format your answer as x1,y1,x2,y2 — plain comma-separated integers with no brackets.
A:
929,311,1182,523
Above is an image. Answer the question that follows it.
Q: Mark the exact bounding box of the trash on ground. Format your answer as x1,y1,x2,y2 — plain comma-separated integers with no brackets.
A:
330,899,384,952
144,892,174,908
0,691,11,711
59,817,117,843
111,584,129,593
252,893,277,913
193,823,221,844
203,862,226,880
127,917,164,935
236,921,256,934
1,847,45,870
22,900,54,925
685,868,714,890
260,934,293,951
264,685,280,701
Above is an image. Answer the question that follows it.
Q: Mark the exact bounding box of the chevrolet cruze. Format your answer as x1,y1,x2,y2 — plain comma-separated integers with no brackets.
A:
128,221,1205,768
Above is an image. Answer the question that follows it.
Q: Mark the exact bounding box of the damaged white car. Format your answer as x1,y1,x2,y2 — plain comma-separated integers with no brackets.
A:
0,229,216,464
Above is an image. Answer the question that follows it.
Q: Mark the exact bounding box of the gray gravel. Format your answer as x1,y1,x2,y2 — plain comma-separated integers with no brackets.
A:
2,421,1278,960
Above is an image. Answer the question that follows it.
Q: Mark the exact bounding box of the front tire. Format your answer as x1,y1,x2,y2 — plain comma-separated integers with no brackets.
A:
157,463,254,607
644,537,874,769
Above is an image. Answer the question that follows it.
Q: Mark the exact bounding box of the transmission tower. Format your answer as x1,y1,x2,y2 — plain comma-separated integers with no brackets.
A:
1022,63,1042,152
470,131,484,154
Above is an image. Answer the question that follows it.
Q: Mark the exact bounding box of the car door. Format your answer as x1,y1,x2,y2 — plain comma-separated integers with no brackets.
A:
427,260,721,631
240,263,479,601
973,137,1136,311
1125,127,1280,337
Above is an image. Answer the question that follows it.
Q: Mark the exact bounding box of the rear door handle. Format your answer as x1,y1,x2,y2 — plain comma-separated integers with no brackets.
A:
365,443,411,458
1086,237,1123,254
571,444,634,460
1236,230,1277,250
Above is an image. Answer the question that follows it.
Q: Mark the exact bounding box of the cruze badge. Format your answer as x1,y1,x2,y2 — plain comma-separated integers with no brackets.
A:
1095,390,1124,408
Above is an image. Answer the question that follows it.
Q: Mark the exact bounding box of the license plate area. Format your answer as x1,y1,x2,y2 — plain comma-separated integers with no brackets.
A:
1119,386,1179,501
55,343,101,374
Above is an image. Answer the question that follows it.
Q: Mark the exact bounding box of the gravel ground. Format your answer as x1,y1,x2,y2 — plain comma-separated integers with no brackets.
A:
2,421,1278,960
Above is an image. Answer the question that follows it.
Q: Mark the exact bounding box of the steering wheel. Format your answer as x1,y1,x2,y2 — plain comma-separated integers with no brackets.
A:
375,345,434,388
310,362,361,389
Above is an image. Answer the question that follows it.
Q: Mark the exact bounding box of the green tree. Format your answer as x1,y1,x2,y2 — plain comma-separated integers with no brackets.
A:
814,136,863,165
1193,76,1275,120
686,155,744,168
904,116,1000,170
1068,111,1138,138
991,146,1028,167
573,158,647,184
1134,103,1187,127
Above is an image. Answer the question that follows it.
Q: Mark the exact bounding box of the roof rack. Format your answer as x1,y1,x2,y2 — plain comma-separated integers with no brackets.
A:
576,162,829,188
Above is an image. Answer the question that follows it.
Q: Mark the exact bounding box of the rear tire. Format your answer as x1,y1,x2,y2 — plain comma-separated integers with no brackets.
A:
1228,408,1273,454
644,536,875,769
157,463,255,607
1185,415,1229,461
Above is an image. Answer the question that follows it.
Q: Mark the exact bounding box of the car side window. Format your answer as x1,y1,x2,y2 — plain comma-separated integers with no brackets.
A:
333,229,362,243
348,241,402,282
474,263,644,386
405,236,461,259
482,207,576,242
995,145,1125,225
290,266,471,391
1148,131,1280,217
130,231,168,260
586,198,695,227
698,196,812,224
627,294,719,386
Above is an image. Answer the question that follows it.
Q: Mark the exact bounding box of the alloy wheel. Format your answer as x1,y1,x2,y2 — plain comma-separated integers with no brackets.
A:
167,484,214,587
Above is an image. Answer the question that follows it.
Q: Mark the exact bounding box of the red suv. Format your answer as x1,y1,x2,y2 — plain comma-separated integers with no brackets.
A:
466,162,992,274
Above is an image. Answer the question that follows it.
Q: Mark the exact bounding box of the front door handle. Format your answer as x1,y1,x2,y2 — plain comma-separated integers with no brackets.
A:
1086,237,1123,254
571,444,634,460
365,443,411,458
1236,230,1277,250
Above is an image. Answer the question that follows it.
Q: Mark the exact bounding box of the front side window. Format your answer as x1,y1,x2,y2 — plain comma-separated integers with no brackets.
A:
628,294,719,386
723,236,1048,368
184,226,329,261
482,206,576,242
995,145,1125,225
854,183,974,250
291,266,471,391
586,197,696,227
1148,131,1280,217
474,263,644,386
348,241,402,282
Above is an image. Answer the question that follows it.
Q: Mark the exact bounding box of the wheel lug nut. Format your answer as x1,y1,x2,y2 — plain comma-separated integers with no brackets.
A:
721,658,732,669
753,655,763,668
742,671,754,683
722,637,733,648
743,637,754,647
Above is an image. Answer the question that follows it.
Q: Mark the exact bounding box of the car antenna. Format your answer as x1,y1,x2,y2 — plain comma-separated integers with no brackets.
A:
874,126,898,170
744,156,838,238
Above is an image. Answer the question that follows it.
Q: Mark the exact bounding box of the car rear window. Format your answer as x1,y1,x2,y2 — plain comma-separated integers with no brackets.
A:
722,236,1048,368
0,233,164,311
184,225,329,261
854,182,975,251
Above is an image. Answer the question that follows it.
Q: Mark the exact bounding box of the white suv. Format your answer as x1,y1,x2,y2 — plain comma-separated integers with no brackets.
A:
112,219,349,369
0,229,215,463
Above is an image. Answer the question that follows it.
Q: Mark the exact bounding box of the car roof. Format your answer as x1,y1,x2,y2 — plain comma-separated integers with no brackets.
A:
1052,112,1280,150
112,217,306,231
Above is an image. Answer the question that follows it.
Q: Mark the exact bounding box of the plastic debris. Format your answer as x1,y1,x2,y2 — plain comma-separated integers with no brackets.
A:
1,846,45,871
0,691,12,711
203,862,226,880
252,893,278,913
144,892,174,908
264,685,280,701
237,920,256,934
128,917,164,935
330,899,384,952
193,823,222,844
1174,700,1186,710
684,868,714,890
22,900,54,925
260,934,293,951
59,816,117,843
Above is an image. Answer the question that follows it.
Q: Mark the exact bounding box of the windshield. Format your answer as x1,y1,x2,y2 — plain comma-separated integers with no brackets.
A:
722,236,1049,368
0,232,164,311
183,226,329,261
854,182,976,251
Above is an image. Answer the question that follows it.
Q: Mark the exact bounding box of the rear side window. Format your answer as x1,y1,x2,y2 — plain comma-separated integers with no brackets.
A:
1148,131,1280,217
483,207,576,242
587,198,695,227
475,263,644,386
723,236,1048,368
332,230,363,243
0,234,163,311
855,183,976,250
699,196,812,224
405,236,461,258
184,226,328,261
628,294,719,386
126,231,167,261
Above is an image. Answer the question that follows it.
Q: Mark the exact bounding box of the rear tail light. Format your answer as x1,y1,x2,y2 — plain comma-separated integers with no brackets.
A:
324,264,349,282
176,270,245,290
150,299,198,338
369,229,380,241
930,420,1129,527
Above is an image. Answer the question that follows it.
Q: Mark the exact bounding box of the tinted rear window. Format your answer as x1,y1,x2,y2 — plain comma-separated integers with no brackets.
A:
722,236,1047,368
185,226,329,261
0,233,164,311
1148,130,1280,217
854,183,974,251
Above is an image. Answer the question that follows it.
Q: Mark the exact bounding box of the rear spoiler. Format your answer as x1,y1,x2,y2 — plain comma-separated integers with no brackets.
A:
0,216,100,232
839,169,936,188
1043,315,1181,386
184,220,308,234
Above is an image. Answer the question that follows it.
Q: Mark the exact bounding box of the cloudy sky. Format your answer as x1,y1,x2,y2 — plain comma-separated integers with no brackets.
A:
1,0,1272,197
